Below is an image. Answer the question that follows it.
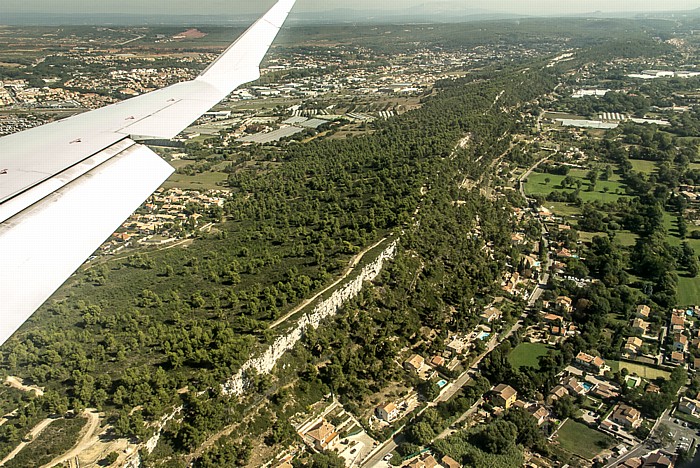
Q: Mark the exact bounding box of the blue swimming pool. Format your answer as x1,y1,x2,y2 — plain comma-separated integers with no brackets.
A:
477,332,491,341
437,380,448,388
582,382,593,391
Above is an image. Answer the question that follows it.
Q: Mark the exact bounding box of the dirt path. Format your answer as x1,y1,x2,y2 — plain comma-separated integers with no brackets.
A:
0,409,18,428
0,418,55,465
41,410,101,468
269,236,389,329
5,376,43,397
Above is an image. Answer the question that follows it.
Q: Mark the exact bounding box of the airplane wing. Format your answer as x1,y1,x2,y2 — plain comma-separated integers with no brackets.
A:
0,0,297,345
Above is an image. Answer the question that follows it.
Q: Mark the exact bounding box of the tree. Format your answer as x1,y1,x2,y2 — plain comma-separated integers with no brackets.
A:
504,408,546,450
677,448,694,467
679,216,688,238
601,166,613,181
474,419,518,455
295,452,346,468
99,452,119,466
552,396,577,419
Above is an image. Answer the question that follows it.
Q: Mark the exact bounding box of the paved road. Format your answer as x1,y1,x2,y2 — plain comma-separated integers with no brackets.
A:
435,397,484,440
518,147,559,200
603,409,698,467
362,433,404,467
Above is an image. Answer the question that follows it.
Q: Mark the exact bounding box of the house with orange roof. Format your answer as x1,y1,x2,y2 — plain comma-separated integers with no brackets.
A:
304,419,339,451
376,402,400,422
405,354,426,373
575,351,606,374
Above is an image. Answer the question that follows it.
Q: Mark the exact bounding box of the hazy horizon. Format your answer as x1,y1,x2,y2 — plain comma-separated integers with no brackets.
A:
3,0,699,16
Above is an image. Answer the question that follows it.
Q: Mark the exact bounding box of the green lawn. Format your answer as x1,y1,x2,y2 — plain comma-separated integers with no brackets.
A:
663,210,682,243
568,168,622,183
544,202,581,219
577,230,637,247
678,275,700,307
657,209,700,305
608,360,671,380
162,171,228,190
169,159,195,170
556,420,615,460
613,231,639,247
508,342,554,370
578,231,606,244
524,171,629,204
629,159,656,174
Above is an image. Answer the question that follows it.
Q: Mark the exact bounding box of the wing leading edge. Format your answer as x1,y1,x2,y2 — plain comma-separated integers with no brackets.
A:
0,0,297,346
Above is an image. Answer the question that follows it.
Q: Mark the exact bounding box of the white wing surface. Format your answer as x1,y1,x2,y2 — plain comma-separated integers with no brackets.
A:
0,0,297,345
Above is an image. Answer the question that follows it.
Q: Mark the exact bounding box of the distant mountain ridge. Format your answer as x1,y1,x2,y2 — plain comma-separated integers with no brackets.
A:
1,4,699,26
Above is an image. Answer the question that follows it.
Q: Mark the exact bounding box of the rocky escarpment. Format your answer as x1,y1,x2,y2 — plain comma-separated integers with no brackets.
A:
221,240,397,396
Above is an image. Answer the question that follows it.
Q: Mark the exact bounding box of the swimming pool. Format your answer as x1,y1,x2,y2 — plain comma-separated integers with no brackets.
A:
437,379,448,389
582,382,593,391
477,331,491,341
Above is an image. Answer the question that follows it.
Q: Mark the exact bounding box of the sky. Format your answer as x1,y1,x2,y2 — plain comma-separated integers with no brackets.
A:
2,0,698,16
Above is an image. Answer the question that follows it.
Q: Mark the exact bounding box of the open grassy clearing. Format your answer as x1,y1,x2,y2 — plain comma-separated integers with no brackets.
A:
555,420,615,460
629,159,656,174
608,360,670,380
607,312,628,327
543,202,581,219
577,231,605,244
662,210,682,243
524,171,629,203
162,171,228,190
613,231,639,247
678,276,700,307
508,342,554,370
169,159,194,170
577,231,637,248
